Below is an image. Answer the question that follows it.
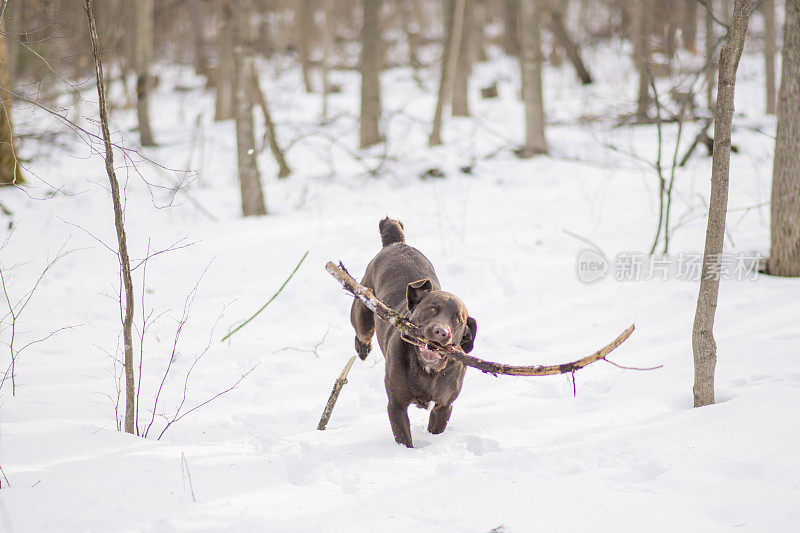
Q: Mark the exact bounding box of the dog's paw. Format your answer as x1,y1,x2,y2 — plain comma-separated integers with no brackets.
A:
355,337,372,360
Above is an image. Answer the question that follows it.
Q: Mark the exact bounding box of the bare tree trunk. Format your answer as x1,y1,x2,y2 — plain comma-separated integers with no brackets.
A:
190,0,208,76
360,0,382,148
251,64,292,179
544,1,593,85
682,0,698,51
234,0,266,216
0,19,22,186
297,0,314,93
473,0,488,62
632,0,650,122
519,0,547,156
762,0,777,115
84,0,136,433
502,0,520,56
429,0,465,146
768,0,800,277
134,0,156,146
321,0,333,120
452,0,472,116
692,0,753,408
216,2,235,121
705,0,717,111
399,0,423,70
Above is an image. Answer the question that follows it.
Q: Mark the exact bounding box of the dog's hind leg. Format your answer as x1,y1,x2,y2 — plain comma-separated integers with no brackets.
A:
350,298,374,360
428,404,453,434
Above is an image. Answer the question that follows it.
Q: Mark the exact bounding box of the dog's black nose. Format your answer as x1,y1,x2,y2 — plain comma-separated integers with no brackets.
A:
431,324,451,343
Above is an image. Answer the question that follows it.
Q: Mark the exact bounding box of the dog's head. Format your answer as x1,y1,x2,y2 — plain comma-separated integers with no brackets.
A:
405,278,477,373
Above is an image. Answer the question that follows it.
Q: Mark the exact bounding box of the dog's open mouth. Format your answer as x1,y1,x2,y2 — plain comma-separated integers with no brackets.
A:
418,344,445,365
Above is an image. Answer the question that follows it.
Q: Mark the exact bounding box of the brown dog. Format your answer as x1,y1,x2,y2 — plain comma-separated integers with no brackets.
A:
350,218,477,447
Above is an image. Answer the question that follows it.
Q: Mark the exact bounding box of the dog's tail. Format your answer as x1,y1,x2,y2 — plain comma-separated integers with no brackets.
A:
379,217,405,246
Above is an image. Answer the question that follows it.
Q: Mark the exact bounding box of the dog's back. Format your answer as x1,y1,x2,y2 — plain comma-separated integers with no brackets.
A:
367,218,441,310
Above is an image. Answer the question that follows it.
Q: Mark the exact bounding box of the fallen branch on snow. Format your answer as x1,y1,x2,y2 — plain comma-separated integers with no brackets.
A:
326,261,649,377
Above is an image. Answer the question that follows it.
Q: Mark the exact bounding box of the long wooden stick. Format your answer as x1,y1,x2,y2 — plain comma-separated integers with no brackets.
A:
317,355,357,430
326,261,638,377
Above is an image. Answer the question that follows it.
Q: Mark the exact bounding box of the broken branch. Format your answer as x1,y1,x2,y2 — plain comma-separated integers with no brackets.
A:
317,354,357,430
326,261,638,377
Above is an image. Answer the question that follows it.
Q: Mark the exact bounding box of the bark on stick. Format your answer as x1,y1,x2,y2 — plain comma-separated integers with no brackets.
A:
326,261,637,377
317,355,357,430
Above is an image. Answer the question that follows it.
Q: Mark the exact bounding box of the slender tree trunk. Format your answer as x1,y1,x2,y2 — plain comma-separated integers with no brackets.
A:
134,0,156,146
321,0,333,120
452,0,473,117
360,0,382,148
545,1,593,85
519,0,547,156
190,0,208,76
682,0,698,52
234,0,266,216
429,0,465,146
473,0,488,62
705,0,717,111
632,0,650,122
216,2,235,120
768,0,800,277
692,0,753,408
762,0,777,115
84,0,136,433
0,19,22,185
251,64,292,179
400,0,423,70
503,0,520,56
297,0,314,92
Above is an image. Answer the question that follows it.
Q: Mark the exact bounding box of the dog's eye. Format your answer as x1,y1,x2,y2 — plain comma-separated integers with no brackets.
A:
428,306,436,313
454,316,461,325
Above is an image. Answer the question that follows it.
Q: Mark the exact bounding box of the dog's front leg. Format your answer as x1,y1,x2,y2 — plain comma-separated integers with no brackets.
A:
388,401,413,447
428,404,452,434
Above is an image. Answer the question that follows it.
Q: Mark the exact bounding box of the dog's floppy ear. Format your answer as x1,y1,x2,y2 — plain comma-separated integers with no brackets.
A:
460,316,477,353
406,278,433,310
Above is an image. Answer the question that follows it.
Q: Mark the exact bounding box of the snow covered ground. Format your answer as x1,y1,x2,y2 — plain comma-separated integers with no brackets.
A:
1,39,798,532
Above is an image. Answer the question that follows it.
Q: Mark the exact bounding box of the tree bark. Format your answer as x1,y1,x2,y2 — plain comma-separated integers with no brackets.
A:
544,2,593,85
429,0,465,146
705,0,717,111
251,64,292,179
359,0,382,148
519,0,547,156
768,0,800,277
452,0,472,116
682,0,698,52
762,0,777,115
215,1,235,121
234,0,266,216
321,0,333,120
632,0,650,122
84,0,136,433
473,0,488,62
190,0,209,76
297,0,314,93
134,0,156,146
692,0,753,408
502,0,520,56
0,18,22,185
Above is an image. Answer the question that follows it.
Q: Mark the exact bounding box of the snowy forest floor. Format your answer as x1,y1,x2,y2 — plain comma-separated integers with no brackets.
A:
0,40,798,532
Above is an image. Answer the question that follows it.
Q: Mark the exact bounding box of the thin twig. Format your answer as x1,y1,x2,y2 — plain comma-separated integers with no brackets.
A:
221,250,309,342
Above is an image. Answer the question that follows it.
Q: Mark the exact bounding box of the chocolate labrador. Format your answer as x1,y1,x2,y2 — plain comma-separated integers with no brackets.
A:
350,218,477,447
